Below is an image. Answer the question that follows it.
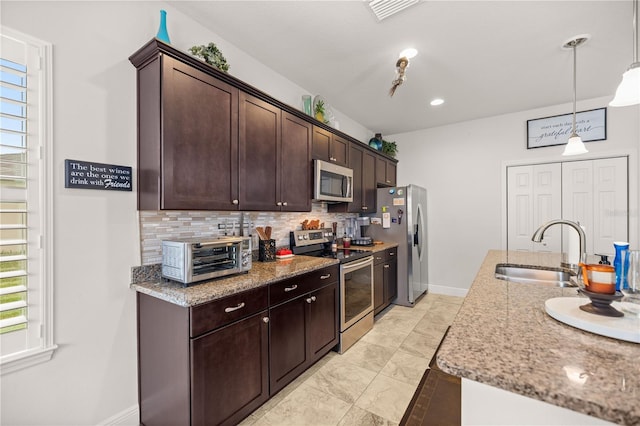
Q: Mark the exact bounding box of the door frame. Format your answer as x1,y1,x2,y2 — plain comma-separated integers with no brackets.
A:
500,149,639,253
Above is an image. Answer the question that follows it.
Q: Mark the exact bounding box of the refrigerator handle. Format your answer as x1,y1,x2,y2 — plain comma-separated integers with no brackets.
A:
413,223,419,246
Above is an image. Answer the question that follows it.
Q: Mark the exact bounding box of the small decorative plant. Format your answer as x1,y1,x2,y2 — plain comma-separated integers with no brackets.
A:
189,43,230,73
314,99,325,122
381,139,398,158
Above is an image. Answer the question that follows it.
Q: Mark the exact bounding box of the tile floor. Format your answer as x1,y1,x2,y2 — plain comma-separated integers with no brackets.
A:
240,292,464,426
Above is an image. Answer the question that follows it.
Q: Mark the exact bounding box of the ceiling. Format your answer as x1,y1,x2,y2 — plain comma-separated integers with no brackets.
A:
170,1,633,136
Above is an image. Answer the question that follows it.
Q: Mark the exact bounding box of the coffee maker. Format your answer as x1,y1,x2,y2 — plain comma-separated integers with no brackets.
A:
349,217,372,246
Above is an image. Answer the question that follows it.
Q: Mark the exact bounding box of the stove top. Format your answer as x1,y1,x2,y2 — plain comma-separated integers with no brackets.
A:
290,229,372,264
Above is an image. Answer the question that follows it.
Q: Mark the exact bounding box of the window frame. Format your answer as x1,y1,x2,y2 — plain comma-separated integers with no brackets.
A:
0,27,56,375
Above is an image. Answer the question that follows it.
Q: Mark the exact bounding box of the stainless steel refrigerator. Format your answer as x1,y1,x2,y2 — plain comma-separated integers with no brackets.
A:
365,185,428,307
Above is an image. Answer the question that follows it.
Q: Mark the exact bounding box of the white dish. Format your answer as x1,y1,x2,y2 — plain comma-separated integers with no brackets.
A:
545,297,640,343
276,254,295,260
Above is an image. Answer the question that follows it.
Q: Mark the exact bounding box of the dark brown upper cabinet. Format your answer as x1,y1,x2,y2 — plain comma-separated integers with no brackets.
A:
376,156,397,187
130,39,395,212
329,142,377,213
134,53,239,210
312,126,349,167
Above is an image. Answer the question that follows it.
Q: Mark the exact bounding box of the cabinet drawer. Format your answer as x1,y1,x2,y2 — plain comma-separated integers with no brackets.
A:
386,248,397,261
373,251,386,264
270,265,338,306
190,286,268,337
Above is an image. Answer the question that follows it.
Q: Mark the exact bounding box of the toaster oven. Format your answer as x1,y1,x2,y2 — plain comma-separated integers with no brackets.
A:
161,237,252,284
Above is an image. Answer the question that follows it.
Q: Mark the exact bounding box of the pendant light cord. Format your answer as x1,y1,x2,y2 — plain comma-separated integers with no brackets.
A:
572,42,577,135
634,0,638,63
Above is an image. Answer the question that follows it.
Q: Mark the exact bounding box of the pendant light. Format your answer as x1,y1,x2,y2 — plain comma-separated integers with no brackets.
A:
610,0,640,107
562,36,589,156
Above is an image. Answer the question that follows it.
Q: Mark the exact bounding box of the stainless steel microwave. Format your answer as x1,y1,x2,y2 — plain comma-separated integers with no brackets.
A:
161,237,252,284
314,159,353,203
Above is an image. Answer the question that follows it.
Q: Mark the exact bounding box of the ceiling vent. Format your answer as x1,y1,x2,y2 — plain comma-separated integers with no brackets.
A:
367,0,420,21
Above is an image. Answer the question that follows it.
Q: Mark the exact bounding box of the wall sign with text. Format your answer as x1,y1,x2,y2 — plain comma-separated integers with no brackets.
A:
65,159,132,191
526,107,607,149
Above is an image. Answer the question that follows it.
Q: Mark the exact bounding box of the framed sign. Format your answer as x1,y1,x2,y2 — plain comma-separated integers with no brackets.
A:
527,107,606,149
65,159,132,191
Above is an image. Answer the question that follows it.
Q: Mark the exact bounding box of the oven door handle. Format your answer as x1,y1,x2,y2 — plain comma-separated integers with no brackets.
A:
341,256,373,272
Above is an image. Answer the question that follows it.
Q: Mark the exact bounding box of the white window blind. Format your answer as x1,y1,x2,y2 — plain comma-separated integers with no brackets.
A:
0,28,56,374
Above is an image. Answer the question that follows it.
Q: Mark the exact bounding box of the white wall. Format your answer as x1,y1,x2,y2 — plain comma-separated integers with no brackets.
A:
391,98,639,293
0,2,371,424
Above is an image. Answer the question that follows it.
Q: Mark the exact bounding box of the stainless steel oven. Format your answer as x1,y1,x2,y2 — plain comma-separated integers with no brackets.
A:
339,255,374,353
290,228,374,353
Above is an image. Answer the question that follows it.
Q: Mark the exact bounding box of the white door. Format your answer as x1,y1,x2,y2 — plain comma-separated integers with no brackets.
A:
507,164,561,252
563,158,628,256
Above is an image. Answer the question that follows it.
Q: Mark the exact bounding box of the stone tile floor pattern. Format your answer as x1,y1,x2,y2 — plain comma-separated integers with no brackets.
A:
240,293,464,426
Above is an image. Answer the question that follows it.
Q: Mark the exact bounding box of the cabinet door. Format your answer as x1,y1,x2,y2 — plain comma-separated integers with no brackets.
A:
331,134,350,167
349,144,364,213
191,310,269,426
162,56,239,210
280,112,312,212
385,258,398,304
373,262,385,315
269,298,308,395
239,92,281,210
362,151,376,212
386,161,397,186
307,282,339,359
312,126,331,162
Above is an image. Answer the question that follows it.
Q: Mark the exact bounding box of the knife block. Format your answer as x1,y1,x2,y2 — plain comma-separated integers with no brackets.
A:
259,239,276,262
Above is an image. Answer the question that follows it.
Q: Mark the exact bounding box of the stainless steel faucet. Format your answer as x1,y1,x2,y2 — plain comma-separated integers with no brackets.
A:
531,219,586,271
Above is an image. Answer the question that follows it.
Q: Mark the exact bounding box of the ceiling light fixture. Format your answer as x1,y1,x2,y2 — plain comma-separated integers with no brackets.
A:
562,35,589,156
610,0,640,107
399,48,418,59
430,98,444,106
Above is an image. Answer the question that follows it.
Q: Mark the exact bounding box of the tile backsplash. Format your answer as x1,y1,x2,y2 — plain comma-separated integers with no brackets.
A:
139,203,357,265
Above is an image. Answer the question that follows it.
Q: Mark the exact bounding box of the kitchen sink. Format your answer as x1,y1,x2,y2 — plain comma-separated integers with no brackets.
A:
494,263,577,287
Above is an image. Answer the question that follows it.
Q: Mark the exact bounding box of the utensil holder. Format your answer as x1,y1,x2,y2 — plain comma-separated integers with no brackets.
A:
259,239,276,262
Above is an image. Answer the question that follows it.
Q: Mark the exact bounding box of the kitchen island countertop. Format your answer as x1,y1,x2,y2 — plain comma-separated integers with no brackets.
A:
436,250,639,425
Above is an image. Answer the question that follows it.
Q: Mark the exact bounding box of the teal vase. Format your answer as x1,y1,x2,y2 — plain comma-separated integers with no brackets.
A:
156,10,171,44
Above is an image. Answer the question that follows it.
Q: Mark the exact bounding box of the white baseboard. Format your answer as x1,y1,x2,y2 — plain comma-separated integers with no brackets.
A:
428,284,468,298
98,405,139,426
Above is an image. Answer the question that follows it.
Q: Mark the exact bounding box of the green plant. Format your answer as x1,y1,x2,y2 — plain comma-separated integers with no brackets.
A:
381,139,398,158
189,43,230,73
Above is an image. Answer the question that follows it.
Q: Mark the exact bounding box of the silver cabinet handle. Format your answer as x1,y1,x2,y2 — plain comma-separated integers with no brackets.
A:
224,302,245,313
276,202,282,206
262,317,269,323
389,252,395,256
386,180,391,184
283,202,288,206
384,264,390,269
362,206,368,210
232,199,239,205
375,256,383,261
320,274,331,280
306,296,317,304
284,284,298,292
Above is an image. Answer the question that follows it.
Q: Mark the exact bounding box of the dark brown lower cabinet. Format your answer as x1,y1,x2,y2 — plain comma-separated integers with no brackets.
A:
191,311,269,426
137,266,340,425
269,282,339,395
374,248,398,315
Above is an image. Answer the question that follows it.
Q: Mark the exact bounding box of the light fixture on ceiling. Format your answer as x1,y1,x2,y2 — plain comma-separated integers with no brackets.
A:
562,35,590,156
430,98,444,106
399,48,418,59
610,0,640,107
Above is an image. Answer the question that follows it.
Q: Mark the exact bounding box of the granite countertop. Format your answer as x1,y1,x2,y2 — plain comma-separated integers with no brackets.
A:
436,250,640,425
131,256,339,307
130,241,397,308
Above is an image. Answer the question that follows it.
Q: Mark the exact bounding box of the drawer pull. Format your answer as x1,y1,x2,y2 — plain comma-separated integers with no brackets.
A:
306,295,317,304
389,252,395,256
384,265,390,269
320,274,331,280
284,284,298,292
262,317,269,324
224,302,245,313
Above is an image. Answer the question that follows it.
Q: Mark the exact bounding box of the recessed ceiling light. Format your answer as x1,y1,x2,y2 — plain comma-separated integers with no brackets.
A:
430,98,444,106
399,48,418,59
